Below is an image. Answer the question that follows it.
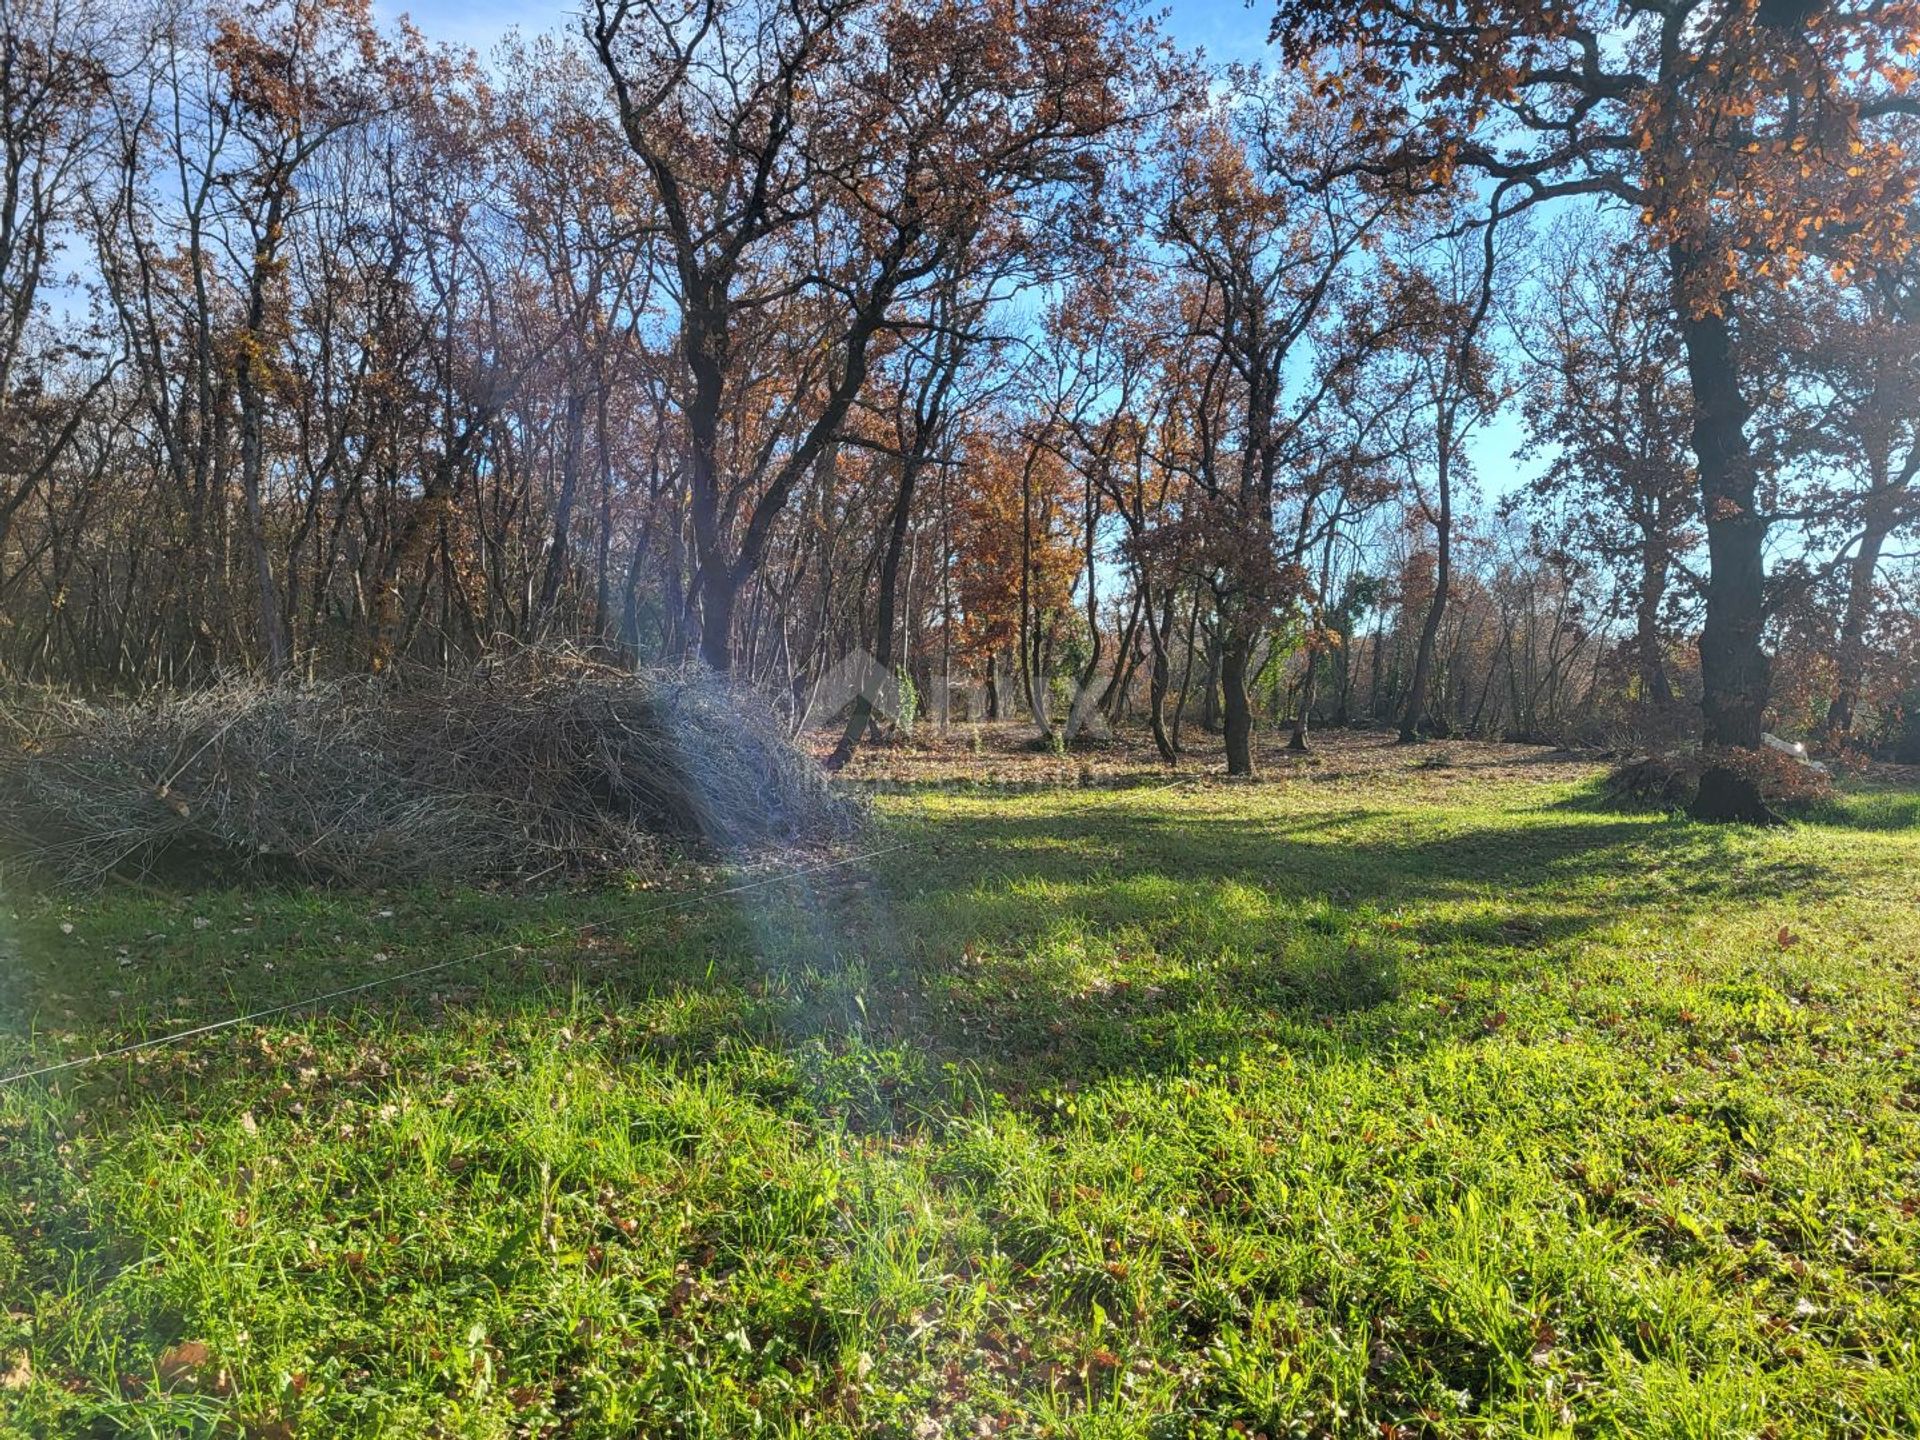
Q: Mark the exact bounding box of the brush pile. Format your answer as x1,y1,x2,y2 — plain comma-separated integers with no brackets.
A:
0,652,859,888
1603,742,1834,813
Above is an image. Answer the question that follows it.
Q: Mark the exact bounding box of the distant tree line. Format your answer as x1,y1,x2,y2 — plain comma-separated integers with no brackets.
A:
3,0,1919,807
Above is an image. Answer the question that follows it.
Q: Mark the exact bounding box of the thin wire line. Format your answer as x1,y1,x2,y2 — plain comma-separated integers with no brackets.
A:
0,839,910,1090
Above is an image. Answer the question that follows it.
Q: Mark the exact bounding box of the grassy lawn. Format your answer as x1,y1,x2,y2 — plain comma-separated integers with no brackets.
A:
3,736,1920,1437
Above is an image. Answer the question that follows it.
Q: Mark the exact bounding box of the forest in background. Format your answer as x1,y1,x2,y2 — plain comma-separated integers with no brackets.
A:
4,0,1920,802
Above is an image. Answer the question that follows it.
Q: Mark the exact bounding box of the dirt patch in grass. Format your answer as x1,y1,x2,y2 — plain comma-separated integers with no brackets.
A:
826,720,1609,792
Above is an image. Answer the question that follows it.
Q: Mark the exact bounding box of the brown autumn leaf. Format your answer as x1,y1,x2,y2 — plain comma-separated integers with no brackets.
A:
157,1341,211,1391
0,1352,30,1390
1776,926,1799,949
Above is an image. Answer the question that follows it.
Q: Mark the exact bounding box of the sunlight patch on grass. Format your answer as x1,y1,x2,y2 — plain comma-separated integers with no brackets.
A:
2,767,1919,1436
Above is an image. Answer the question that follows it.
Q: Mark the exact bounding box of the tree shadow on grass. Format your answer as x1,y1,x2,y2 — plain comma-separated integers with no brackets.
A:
833,805,1773,1092
0,786,1860,1130
1803,789,1920,832
7,755,1915,1440
0,770,1892,1434
1550,770,1920,834
875,806,1786,1066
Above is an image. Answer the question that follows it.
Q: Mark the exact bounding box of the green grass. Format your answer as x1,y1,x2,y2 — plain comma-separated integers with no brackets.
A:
3,764,1920,1437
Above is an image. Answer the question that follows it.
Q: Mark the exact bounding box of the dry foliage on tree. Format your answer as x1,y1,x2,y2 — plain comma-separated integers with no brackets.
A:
0,0,1918,828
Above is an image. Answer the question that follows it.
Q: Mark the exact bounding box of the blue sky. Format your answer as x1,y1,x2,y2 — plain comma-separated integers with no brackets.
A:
377,0,1276,59
374,0,1535,499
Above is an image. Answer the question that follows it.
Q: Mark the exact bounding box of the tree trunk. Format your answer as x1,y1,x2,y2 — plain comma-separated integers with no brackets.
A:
1290,518,1340,751
683,322,731,668
593,387,616,640
1098,592,1143,718
536,389,588,637
1674,272,1774,821
237,196,289,678
1367,619,1384,721
1289,649,1317,751
1823,502,1893,741
1636,542,1675,707
698,568,739,671
1071,464,1102,736
1172,588,1203,751
1679,284,1768,750
826,455,922,770
1199,626,1222,734
1221,629,1255,776
1673,263,1776,822
238,420,287,676
1399,444,1451,743
1145,585,1178,763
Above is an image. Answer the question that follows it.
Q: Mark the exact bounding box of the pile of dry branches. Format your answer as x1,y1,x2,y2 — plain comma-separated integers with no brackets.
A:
0,652,860,888
1603,744,1834,814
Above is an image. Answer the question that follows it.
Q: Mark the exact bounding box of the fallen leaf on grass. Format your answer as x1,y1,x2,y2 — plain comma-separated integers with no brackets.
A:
0,1352,29,1389
157,1341,210,1391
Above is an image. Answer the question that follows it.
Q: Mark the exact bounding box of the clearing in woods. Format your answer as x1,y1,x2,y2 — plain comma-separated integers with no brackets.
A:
2,731,1919,1437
